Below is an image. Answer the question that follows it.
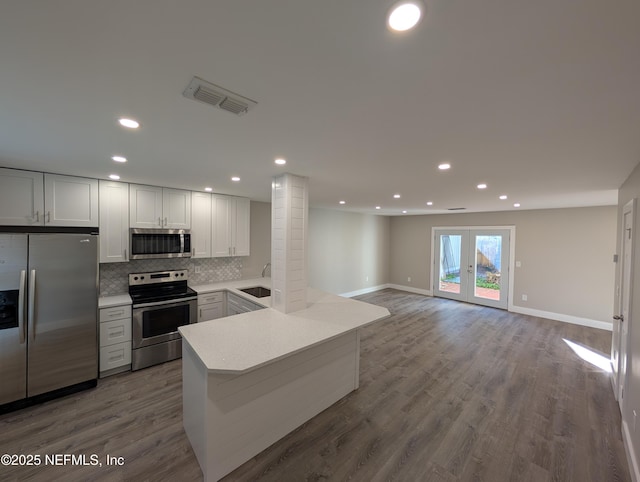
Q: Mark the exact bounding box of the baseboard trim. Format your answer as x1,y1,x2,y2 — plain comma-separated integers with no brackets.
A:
509,305,612,331
340,284,390,298
340,285,613,332
386,284,432,296
623,419,640,482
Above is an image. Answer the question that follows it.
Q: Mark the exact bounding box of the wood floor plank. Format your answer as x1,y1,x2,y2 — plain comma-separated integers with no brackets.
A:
0,289,631,481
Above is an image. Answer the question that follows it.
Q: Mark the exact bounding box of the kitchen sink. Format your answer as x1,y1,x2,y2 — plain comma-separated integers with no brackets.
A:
239,286,271,298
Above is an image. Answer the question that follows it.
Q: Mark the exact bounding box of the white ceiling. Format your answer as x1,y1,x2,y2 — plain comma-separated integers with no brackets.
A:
1,0,639,215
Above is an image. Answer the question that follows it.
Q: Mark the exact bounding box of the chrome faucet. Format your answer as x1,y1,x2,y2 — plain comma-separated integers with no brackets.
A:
261,262,271,278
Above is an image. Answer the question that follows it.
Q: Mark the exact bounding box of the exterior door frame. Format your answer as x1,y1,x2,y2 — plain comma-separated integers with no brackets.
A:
431,225,516,311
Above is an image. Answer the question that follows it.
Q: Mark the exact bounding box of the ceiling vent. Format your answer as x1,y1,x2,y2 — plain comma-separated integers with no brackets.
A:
183,76,257,116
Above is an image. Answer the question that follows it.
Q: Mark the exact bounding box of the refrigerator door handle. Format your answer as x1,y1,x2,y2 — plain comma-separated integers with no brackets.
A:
18,270,26,344
28,269,36,341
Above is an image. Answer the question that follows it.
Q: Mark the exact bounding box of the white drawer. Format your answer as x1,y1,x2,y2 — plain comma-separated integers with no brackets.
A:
198,291,224,305
99,304,132,323
100,318,132,347
100,341,131,372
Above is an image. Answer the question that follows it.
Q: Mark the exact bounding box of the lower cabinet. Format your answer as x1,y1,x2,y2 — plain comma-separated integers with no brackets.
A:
227,292,265,315
198,290,266,321
99,304,132,377
198,291,225,322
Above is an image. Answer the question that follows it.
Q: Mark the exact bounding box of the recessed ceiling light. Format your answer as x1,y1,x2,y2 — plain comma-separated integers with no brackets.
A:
109,174,120,180
231,176,241,182
205,187,213,192
426,201,433,206
118,117,140,129
477,183,487,189
388,1,423,32
393,194,401,199
438,163,451,170
402,210,408,214
375,206,381,210
514,203,521,208
111,155,127,163
499,195,508,200
339,200,346,205
275,158,286,165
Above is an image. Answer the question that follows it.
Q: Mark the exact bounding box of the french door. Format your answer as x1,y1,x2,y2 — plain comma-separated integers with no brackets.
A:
434,228,511,309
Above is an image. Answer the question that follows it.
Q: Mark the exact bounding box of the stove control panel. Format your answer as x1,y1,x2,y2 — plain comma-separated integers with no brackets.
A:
129,269,188,286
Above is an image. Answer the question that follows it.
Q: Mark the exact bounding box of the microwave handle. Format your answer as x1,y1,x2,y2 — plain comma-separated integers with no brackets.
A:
180,233,185,254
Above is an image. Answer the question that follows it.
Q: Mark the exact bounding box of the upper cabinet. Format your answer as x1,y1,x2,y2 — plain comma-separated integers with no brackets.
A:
191,191,212,258
44,174,99,227
129,184,191,229
0,168,44,226
0,169,98,227
99,180,129,263
212,195,250,257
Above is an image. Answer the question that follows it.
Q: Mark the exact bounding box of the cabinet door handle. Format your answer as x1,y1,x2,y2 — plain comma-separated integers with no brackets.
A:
34,211,40,223
164,217,168,227
124,248,127,260
46,211,51,224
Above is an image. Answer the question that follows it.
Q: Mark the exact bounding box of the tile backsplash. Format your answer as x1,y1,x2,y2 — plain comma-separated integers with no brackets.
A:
99,257,243,296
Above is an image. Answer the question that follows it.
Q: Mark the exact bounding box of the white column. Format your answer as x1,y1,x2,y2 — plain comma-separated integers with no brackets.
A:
271,173,308,313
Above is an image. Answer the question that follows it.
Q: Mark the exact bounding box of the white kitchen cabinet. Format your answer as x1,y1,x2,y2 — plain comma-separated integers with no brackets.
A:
0,169,98,227
191,191,212,258
43,174,99,227
212,195,250,257
198,291,225,322
99,180,129,263
0,168,44,226
99,303,132,377
129,184,191,229
227,292,265,315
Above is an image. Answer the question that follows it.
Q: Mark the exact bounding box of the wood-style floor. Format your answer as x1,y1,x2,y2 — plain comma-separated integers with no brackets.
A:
0,289,630,481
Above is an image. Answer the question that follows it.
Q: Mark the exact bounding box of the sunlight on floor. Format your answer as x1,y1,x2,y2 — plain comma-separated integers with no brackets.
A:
563,338,612,373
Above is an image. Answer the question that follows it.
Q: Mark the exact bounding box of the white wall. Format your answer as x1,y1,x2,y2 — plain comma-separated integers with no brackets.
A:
389,206,617,325
308,209,390,295
244,204,391,296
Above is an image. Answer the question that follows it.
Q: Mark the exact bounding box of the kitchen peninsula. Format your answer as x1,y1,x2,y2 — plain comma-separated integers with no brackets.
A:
179,280,390,481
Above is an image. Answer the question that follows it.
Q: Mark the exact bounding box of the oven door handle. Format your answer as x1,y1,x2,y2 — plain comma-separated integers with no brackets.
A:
132,296,197,309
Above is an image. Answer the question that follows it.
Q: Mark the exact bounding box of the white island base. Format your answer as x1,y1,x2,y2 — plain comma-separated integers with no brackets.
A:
182,330,362,481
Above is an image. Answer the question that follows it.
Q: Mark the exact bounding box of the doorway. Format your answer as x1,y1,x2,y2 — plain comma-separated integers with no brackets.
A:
612,199,634,406
433,228,512,309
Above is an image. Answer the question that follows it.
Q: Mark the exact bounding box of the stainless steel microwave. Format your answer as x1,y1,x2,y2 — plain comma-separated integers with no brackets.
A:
129,228,192,259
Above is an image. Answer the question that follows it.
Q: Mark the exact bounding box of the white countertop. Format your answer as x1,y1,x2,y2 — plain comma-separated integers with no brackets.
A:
191,277,272,307
98,293,132,308
180,284,390,374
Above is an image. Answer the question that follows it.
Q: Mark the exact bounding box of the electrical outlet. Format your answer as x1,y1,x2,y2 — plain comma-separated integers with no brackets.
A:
365,276,369,282
195,265,201,274
407,277,411,282
522,294,528,301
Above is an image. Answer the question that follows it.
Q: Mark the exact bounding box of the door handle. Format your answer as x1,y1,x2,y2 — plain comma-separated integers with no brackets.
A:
614,315,624,322
164,217,168,227
18,270,26,344
28,269,36,341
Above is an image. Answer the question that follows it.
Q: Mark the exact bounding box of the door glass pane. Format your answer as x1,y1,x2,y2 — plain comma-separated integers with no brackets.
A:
474,235,502,301
439,235,462,294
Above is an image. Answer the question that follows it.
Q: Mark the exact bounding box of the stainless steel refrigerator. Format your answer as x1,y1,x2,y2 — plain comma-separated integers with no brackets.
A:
0,233,98,407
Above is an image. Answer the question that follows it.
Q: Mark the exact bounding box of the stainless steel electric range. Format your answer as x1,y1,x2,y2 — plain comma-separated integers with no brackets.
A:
129,270,197,371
